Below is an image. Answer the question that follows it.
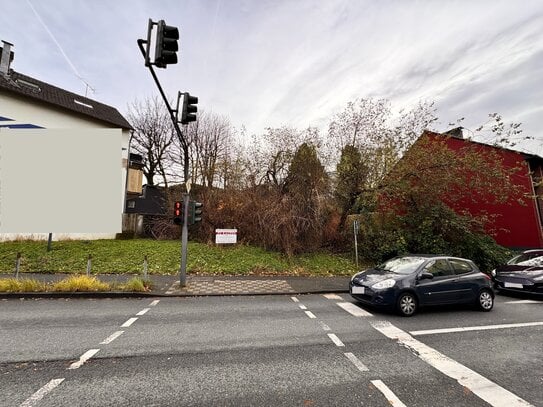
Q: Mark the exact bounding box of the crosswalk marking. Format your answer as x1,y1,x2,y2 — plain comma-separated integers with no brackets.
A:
371,321,534,407
336,302,373,317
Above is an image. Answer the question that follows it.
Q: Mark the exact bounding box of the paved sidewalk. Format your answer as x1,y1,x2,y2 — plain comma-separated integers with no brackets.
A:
0,273,350,298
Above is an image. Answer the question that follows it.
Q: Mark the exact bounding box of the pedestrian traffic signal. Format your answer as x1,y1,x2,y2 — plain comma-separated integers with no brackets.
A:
188,200,203,225
180,92,198,124
173,201,184,225
154,20,179,68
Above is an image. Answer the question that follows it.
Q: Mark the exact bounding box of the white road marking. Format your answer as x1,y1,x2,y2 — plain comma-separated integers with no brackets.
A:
149,300,160,306
305,311,317,319
136,308,150,316
319,321,331,331
410,321,543,336
504,299,541,304
344,352,369,372
371,380,407,407
327,333,345,347
291,297,300,303
323,294,343,300
100,330,124,345
121,317,138,327
337,302,373,317
68,349,100,370
20,378,65,407
371,321,534,407
299,304,307,310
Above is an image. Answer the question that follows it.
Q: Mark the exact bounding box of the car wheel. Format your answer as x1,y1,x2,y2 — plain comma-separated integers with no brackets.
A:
397,292,417,317
477,289,494,312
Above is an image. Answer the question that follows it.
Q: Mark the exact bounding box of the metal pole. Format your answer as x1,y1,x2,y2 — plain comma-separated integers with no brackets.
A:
86,254,92,276
179,193,190,287
47,233,53,252
354,220,359,268
143,255,148,279
15,252,21,279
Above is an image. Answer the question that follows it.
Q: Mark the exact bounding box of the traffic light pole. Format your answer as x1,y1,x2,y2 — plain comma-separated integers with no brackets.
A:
137,37,191,286
180,193,190,287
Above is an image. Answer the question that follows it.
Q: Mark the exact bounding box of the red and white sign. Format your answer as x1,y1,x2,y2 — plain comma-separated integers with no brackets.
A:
215,228,238,244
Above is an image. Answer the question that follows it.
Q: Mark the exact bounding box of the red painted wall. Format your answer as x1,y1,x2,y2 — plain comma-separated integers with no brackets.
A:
430,133,543,249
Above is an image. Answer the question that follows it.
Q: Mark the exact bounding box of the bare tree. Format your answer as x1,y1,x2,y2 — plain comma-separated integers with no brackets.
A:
127,96,175,187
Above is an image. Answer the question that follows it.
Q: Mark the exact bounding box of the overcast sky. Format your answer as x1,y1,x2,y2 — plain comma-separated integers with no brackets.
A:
2,0,542,154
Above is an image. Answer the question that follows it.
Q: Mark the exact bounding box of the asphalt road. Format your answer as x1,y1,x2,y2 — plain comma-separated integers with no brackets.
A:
0,293,541,406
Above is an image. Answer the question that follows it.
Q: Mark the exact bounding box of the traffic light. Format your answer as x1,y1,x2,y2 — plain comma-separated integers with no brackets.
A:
173,201,184,225
154,20,179,68
188,200,203,225
180,92,198,124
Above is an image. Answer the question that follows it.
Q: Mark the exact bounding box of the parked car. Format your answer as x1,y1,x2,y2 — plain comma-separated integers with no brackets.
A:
349,255,494,317
491,249,543,295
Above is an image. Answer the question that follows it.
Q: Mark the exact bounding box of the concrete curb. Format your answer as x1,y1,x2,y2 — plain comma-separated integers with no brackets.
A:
0,288,350,299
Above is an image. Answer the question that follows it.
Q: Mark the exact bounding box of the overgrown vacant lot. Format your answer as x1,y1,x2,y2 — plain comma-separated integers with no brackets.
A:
0,239,358,276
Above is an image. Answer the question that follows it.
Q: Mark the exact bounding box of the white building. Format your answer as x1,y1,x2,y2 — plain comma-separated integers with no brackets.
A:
0,40,140,240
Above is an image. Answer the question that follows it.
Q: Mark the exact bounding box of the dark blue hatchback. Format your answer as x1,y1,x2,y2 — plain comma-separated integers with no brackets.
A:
350,255,494,316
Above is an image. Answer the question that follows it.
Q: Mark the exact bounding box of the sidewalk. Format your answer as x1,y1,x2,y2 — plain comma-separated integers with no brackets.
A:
0,273,351,298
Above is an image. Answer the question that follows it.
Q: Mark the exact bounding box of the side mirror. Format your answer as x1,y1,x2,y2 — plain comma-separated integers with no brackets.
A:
419,271,434,280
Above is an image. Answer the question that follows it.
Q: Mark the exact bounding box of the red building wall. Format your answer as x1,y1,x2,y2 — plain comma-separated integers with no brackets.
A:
431,133,543,249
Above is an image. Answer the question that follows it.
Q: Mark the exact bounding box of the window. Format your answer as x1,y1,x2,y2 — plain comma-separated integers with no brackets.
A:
424,259,453,277
449,259,474,275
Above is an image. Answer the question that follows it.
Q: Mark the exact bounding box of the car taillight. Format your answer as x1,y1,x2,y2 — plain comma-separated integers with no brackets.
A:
483,274,491,281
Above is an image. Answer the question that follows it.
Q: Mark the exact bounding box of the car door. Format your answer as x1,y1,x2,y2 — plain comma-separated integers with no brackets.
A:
416,259,457,305
448,258,478,302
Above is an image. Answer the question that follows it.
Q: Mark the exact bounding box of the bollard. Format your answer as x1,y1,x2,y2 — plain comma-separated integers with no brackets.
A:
15,252,21,279
86,254,92,276
143,255,148,279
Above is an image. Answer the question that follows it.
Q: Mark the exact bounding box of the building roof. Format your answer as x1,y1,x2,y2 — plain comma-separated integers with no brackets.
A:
424,128,543,162
0,70,132,130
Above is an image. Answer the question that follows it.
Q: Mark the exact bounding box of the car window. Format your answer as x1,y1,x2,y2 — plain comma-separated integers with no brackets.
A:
377,256,427,275
509,252,543,265
449,259,474,275
515,255,543,267
423,259,453,277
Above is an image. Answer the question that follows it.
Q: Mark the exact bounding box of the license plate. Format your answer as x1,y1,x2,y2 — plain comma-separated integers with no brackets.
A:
504,282,523,289
352,286,365,294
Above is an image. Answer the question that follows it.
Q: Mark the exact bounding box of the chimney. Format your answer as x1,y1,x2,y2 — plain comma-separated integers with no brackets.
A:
0,40,14,76
444,127,464,139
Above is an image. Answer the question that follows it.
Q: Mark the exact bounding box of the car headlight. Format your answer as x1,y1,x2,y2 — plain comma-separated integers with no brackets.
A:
491,269,496,277
351,272,362,282
372,278,396,290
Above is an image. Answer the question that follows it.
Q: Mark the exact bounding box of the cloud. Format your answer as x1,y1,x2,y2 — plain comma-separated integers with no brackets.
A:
1,0,542,155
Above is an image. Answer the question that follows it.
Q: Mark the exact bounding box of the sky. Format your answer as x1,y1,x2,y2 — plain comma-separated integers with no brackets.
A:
1,0,542,155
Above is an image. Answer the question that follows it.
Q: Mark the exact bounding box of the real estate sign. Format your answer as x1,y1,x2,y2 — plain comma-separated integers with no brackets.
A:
215,229,237,244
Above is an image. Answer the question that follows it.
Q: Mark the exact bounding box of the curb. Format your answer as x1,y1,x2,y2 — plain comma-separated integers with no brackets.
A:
0,288,350,299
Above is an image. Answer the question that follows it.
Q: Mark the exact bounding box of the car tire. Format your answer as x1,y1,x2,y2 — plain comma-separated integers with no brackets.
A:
477,289,494,312
397,292,417,317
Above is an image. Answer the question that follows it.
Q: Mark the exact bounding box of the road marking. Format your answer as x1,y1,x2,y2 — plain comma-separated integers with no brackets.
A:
337,302,373,317
121,317,138,327
100,330,124,344
410,321,543,336
319,321,331,331
327,333,345,347
344,352,369,372
371,380,407,407
299,304,307,310
149,300,160,306
136,308,150,316
504,299,541,304
305,311,316,319
68,349,100,370
371,321,534,407
324,294,343,300
291,296,300,303
20,378,65,407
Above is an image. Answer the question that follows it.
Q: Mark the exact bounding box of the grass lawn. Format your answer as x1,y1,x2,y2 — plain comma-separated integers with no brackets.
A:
0,239,359,276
